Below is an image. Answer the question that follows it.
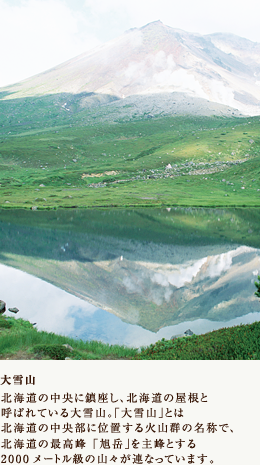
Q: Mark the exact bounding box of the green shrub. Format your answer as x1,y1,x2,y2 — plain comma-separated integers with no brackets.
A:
134,322,260,360
33,344,71,360
255,276,260,298
0,317,13,329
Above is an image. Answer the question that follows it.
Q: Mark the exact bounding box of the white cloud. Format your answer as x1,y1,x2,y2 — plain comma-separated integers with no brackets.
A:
151,257,207,289
203,246,254,279
0,263,97,335
84,0,260,41
0,0,100,87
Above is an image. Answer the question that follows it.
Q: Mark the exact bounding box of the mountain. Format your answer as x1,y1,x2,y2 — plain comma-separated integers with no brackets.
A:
2,20,260,116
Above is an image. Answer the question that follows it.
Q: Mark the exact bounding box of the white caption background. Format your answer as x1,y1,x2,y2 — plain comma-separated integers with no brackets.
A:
0,361,258,465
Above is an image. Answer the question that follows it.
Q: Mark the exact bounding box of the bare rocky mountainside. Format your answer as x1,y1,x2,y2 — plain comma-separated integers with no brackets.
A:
2,20,260,116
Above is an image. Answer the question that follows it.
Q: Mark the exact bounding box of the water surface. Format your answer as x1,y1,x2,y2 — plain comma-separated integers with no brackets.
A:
0,207,259,346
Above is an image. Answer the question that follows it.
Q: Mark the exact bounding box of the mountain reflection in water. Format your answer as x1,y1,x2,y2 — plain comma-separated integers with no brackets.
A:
0,207,259,346
1,263,260,348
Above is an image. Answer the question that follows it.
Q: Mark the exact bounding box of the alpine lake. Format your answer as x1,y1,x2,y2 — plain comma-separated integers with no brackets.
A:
0,206,259,348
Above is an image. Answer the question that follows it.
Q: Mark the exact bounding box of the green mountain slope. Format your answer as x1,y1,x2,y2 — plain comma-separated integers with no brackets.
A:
0,93,260,209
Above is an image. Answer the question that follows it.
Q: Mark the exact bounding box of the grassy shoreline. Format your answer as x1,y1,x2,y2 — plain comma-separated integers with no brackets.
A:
0,316,137,360
1,315,259,360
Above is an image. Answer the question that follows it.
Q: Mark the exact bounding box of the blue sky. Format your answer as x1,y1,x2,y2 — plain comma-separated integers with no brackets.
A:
1,0,260,87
